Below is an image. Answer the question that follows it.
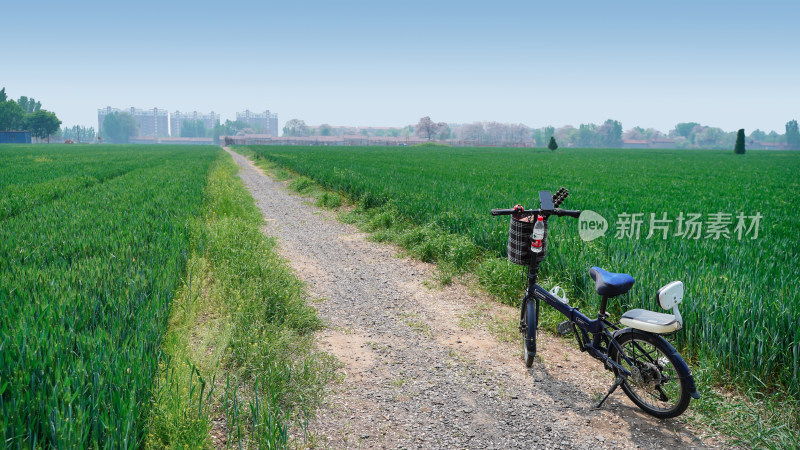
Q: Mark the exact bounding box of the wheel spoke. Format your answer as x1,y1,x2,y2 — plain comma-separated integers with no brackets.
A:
619,338,682,413
655,385,670,402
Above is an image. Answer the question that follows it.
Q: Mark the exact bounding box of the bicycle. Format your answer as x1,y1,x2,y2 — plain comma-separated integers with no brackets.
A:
491,188,700,419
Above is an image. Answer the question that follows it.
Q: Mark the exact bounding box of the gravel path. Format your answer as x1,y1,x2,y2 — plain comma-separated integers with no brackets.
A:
226,148,718,449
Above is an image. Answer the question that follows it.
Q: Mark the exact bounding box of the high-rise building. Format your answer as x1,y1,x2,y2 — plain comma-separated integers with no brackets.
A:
170,111,220,137
236,110,278,136
98,106,169,137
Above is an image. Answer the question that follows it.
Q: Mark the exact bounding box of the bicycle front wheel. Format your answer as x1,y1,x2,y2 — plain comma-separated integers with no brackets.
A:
611,330,691,419
521,299,537,367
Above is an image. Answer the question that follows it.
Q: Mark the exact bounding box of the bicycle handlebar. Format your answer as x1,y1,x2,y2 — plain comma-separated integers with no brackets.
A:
491,188,579,218
490,208,519,216
491,208,581,218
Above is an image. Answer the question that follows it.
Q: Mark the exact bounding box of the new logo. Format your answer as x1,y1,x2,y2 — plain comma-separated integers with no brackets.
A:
579,210,607,241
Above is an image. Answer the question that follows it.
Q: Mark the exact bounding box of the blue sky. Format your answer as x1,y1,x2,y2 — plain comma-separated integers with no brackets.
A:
2,0,798,133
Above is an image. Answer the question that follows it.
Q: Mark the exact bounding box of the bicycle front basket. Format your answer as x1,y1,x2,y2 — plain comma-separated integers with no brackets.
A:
507,216,534,265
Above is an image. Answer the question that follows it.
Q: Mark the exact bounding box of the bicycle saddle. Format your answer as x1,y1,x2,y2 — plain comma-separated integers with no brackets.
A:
589,267,635,297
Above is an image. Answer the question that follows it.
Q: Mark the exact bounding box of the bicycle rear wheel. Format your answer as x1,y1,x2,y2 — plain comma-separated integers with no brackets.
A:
521,299,537,367
611,330,691,418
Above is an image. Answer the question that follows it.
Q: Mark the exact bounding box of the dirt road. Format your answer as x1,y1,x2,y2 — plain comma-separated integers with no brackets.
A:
226,148,717,449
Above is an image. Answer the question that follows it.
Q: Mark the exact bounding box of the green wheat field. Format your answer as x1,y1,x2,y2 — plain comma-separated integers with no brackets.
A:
0,145,220,444
249,145,800,409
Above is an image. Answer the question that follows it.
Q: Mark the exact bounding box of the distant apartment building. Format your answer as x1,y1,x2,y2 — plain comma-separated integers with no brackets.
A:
170,111,220,137
236,110,278,136
98,106,169,137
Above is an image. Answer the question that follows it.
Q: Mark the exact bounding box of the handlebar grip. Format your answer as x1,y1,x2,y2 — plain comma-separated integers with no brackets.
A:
491,208,517,216
556,209,581,218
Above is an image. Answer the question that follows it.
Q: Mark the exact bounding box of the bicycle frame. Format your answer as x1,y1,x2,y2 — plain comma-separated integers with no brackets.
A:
521,240,633,378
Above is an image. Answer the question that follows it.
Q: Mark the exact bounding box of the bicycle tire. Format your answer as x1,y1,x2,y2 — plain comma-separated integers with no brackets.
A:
611,329,691,419
522,299,537,367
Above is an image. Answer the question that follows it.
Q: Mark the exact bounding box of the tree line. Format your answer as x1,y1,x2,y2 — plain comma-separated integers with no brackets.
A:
662,121,800,149
104,111,800,150
443,119,623,147
279,115,800,150
60,125,96,143
528,120,800,149
180,119,270,140
0,87,61,142
452,119,799,149
282,120,419,139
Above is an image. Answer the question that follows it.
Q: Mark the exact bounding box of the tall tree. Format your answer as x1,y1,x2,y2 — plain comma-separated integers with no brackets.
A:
26,110,61,143
624,126,644,140
786,120,800,149
554,125,577,147
62,125,95,142
599,119,623,147
548,136,559,151
102,112,138,143
0,87,6,102
283,119,309,137
694,126,725,148
544,126,555,143
180,119,205,138
415,116,446,141
673,122,701,141
749,129,766,142
0,100,26,131
576,123,598,147
674,122,700,138
180,120,192,138
734,129,746,154
17,96,41,114
508,124,530,144
437,124,452,140
485,122,506,144
460,122,485,142
213,119,252,142
532,128,543,146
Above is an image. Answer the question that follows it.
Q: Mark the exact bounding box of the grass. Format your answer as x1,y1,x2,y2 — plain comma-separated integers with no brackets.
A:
147,152,337,447
239,144,800,447
458,303,517,344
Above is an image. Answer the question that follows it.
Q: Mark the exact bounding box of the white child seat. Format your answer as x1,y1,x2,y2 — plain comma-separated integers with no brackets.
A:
620,281,684,334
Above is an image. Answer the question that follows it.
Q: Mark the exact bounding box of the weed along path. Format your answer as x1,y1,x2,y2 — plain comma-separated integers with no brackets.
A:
225,148,720,449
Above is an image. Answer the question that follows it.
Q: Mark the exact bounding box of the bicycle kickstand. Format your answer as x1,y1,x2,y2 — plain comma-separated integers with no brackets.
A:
595,375,625,409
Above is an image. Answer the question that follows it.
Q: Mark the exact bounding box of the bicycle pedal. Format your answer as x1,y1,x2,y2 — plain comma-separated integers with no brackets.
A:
557,321,573,336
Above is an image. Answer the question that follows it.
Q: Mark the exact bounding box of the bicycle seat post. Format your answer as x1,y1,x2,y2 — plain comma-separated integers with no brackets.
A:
598,295,609,319
590,295,611,351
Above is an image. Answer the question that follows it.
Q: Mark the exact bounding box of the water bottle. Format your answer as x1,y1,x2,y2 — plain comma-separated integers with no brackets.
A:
531,215,545,253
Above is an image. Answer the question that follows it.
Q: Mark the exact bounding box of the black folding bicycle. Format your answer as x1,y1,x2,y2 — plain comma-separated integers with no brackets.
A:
491,188,699,418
